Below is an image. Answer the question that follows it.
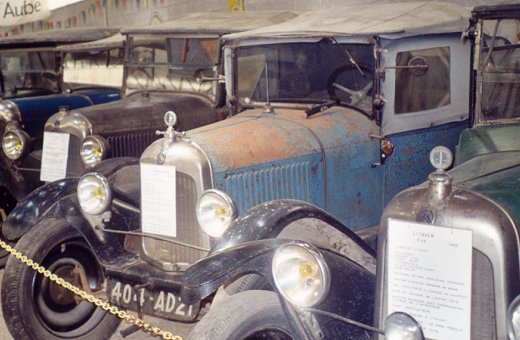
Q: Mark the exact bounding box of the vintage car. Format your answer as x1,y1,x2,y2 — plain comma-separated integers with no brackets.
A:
0,11,301,340
0,27,118,99
0,10,298,246
179,3,520,339
0,2,472,339
0,28,123,223
34,10,300,183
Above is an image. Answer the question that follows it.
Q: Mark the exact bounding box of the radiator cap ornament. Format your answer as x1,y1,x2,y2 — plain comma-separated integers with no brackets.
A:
164,110,177,128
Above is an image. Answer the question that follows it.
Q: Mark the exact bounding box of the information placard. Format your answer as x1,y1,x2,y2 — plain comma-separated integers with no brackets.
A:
387,218,472,340
40,131,69,182
140,163,177,237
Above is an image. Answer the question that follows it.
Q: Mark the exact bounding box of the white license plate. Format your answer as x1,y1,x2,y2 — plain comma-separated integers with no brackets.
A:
108,279,199,321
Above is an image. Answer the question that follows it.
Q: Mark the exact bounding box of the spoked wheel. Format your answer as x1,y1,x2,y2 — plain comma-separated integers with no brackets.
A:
189,290,293,340
2,218,121,340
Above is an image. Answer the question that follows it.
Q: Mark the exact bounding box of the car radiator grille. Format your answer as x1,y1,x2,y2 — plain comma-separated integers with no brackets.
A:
141,172,209,268
380,248,496,339
221,161,312,214
470,249,496,339
107,131,159,158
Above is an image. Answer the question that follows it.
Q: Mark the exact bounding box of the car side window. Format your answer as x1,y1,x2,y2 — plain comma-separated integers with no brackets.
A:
62,49,124,88
479,19,520,121
394,46,450,114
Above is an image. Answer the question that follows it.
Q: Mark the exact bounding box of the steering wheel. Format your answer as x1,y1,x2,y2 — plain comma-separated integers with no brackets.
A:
327,64,373,106
40,70,59,90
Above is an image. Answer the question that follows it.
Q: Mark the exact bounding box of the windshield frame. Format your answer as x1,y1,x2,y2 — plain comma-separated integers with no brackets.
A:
122,34,223,101
474,17,520,125
224,37,378,118
0,47,61,97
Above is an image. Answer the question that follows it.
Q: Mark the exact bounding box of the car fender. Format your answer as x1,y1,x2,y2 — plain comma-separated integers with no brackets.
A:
3,157,140,266
3,178,79,240
181,238,375,338
212,199,377,273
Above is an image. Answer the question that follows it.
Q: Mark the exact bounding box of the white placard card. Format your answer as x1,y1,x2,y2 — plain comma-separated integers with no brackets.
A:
140,163,177,237
387,218,473,340
40,131,69,182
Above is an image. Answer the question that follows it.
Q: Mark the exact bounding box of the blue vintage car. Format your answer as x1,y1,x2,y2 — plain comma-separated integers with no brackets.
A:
178,3,520,339
1,2,471,339
0,27,122,222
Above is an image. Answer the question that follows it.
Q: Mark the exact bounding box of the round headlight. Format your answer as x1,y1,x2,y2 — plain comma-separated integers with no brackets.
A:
196,189,236,237
3,129,29,160
80,135,110,167
507,295,520,340
272,241,330,308
77,173,111,215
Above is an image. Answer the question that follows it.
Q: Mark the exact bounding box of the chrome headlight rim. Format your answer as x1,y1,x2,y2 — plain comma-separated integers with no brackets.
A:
0,100,22,122
272,241,330,308
80,135,110,167
196,189,237,238
2,127,29,160
507,294,520,340
77,172,111,215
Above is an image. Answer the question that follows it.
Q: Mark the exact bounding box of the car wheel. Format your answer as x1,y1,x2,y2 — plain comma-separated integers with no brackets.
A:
1,218,121,340
189,290,293,340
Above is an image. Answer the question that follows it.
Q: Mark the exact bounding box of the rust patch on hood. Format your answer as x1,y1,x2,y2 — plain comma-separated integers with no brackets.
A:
188,106,377,171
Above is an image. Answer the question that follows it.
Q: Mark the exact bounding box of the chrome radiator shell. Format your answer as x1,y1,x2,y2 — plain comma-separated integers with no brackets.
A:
139,137,212,271
375,184,520,340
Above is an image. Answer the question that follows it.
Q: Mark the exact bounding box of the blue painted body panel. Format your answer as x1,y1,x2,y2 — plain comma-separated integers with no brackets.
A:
384,121,468,205
12,88,121,136
190,106,467,230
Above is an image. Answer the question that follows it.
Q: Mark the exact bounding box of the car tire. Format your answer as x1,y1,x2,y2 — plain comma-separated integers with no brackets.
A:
1,218,121,340
0,235,14,268
188,290,292,340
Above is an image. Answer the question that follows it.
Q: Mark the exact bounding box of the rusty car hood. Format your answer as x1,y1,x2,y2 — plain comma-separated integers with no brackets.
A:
187,106,378,172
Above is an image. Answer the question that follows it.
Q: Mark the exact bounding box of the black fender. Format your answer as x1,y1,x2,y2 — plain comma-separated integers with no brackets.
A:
3,157,140,267
181,239,375,338
3,178,78,240
212,199,377,272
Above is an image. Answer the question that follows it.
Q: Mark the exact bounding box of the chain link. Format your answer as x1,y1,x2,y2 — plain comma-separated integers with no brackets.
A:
0,239,183,340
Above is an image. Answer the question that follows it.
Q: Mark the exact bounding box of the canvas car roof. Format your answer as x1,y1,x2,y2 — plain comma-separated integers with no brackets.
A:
57,33,125,52
0,27,120,48
121,10,300,36
224,2,470,42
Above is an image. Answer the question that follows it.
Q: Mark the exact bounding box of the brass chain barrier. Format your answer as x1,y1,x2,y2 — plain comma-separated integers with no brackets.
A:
0,239,182,340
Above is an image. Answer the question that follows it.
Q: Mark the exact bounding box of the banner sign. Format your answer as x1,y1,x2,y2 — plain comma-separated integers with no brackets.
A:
1,0,50,26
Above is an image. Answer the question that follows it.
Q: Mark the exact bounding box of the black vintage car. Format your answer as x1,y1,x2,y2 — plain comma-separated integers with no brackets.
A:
0,27,122,224
180,3,520,339
35,10,300,181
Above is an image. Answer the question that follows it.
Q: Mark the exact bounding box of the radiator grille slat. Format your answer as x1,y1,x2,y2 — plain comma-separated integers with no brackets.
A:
223,162,311,214
107,131,158,158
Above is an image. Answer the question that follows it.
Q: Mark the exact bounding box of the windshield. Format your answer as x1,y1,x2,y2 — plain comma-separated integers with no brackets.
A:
235,40,374,112
478,18,520,122
62,48,124,88
0,50,58,95
124,36,220,100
